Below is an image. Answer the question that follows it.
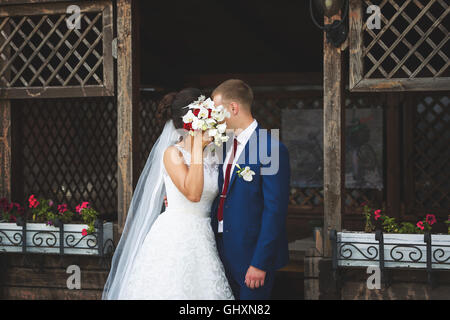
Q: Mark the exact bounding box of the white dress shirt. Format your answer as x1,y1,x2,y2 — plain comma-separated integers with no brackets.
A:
218,119,258,233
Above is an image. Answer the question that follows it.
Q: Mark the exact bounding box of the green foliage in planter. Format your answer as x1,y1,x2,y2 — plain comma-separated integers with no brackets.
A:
30,197,53,223
381,216,399,233
362,204,375,233
47,209,74,225
361,202,440,234
27,195,99,234
398,222,418,234
79,207,99,234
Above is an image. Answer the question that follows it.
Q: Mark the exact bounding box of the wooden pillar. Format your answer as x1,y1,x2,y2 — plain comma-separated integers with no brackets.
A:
117,0,140,235
0,100,11,201
0,19,11,201
385,93,402,219
323,14,345,257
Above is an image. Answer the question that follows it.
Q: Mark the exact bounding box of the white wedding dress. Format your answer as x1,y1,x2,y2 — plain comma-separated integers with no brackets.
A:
118,144,234,300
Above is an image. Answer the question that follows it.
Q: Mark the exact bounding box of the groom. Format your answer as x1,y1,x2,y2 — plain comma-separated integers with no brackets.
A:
211,79,290,300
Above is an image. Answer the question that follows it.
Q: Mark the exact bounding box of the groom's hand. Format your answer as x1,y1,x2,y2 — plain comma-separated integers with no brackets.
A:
245,266,266,289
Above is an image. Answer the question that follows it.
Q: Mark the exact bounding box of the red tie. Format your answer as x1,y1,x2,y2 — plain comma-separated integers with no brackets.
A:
217,138,238,222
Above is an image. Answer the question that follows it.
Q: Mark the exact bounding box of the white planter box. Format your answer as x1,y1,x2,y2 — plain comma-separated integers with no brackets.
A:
0,222,113,256
336,231,450,270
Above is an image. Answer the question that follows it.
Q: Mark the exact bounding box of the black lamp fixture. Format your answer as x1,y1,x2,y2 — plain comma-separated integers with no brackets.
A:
310,0,349,48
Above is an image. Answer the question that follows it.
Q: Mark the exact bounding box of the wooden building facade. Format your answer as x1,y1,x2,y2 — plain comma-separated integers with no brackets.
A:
0,0,448,299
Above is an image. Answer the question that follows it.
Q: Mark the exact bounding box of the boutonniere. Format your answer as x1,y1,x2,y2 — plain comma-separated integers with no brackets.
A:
236,164,255,182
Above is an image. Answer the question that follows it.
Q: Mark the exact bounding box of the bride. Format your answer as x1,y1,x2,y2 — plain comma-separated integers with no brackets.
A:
102,88,234,300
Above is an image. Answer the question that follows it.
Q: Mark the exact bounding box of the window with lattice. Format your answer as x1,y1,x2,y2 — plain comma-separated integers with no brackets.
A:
0,1,114,98
349,0,449,92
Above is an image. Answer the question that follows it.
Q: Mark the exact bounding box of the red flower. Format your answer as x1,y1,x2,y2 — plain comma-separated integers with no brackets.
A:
76,204,81,214
374,209,381,221
81,202,90,209
425,214,436,226
360,201,368,207
193,108,200,117
417,221,424,230
58,204,68,214
28,195,39,209
81,229,88,236
183,122,192,131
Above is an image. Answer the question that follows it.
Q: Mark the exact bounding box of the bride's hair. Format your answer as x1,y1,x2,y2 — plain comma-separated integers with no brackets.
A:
157,88,202,128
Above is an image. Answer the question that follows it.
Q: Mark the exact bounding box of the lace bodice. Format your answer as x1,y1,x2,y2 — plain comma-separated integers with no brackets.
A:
162,144,219,218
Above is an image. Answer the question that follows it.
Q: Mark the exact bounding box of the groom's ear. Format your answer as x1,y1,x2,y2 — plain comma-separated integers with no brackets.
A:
229,101,239,115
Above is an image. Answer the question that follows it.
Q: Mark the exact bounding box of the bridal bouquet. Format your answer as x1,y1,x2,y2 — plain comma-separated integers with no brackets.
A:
182,95,230,147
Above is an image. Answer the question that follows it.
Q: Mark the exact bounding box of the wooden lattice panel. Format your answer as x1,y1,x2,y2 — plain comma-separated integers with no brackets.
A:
138,91,168,173
0,1,113,99
404,93,449,217
350,0,450,91
11,97,117,221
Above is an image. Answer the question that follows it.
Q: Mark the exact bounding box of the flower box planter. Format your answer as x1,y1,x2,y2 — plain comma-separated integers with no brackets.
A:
333,231,450,270
0,221,114,256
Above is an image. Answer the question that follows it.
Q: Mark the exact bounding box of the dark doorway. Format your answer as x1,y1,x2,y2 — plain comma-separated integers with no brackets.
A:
139,0,323,87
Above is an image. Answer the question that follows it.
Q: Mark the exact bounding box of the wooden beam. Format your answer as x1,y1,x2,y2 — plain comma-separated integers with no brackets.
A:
351,78,450,92
323,12,345,257
117,0,140,235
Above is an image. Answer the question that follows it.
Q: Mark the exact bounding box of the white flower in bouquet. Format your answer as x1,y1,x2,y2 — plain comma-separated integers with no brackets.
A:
182,110,195,123
181,95,231,147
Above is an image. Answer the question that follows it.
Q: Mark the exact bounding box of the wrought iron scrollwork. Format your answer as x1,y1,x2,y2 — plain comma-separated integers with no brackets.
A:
0,230,23,246
65,233,98,249
32,231,58,247
433,248,450,264
0,223,113,257
339,243,379,260
389,245,423,263
331,230,450,289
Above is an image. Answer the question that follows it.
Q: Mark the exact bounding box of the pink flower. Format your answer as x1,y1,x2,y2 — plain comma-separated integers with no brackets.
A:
57,204,68,214
417,221,424,230
81,229,88,236
77,202,90,214
425,214,436,226
49,200,54,207
374,209,381,221
28,195,39,209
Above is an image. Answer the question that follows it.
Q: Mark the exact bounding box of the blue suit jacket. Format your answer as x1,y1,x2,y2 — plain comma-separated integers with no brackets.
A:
211,125,290,285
